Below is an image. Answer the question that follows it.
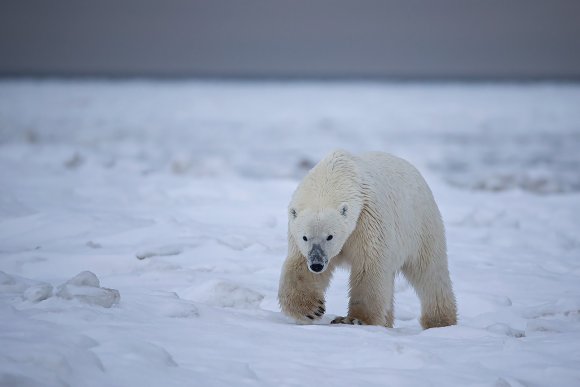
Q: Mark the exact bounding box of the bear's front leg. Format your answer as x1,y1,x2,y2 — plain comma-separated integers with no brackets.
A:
331,265,395,327
278,252,334,323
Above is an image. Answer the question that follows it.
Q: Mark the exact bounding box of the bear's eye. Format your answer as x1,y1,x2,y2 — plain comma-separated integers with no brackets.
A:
327,235,333,241
303,236,308,242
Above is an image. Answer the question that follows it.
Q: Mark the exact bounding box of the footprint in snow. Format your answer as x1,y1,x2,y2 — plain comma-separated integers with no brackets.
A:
216,235,253,251
86,241,102,249
486,323,525,338
96,340,178,367
180,280,264,309
525,319,572,335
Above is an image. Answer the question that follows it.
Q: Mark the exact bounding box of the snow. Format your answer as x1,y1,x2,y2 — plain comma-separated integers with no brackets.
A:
1,79,580,386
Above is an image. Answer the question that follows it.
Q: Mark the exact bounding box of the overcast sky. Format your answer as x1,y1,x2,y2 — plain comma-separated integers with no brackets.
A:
1,0,579,79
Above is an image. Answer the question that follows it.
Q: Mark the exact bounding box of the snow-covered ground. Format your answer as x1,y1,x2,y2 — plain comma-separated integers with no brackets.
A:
1,80,579,387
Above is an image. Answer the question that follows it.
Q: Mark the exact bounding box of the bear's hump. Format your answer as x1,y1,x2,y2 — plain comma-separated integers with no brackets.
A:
290,150,363,211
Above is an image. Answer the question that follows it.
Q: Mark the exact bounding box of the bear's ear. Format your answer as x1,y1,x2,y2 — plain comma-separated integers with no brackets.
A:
289,207,298,220
339,203,348,217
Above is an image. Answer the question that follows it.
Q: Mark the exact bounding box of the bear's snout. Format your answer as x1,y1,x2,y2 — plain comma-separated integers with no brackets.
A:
308,244,327,273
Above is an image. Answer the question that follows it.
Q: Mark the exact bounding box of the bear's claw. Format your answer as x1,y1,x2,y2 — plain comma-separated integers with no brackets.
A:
305,304,326,320
279,293,326,322
330,316,364,325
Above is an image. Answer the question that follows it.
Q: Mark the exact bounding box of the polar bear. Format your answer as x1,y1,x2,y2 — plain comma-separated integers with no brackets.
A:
278,150,457,329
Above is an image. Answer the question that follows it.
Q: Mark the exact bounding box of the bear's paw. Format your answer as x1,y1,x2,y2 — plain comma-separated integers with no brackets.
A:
280,295,325,322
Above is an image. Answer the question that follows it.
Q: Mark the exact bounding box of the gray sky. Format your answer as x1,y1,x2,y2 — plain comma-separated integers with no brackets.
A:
1,0,579,79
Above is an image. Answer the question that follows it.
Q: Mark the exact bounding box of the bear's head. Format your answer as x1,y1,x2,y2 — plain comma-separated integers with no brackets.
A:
288,203,353,274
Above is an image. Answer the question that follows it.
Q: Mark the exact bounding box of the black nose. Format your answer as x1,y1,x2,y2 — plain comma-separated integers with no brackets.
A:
310,263,324,272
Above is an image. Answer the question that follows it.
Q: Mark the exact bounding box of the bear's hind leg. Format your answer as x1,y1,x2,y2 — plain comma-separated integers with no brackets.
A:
402,249,457,329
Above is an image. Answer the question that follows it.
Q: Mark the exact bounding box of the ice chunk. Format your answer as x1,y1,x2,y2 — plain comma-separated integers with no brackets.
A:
0,271,52,299
23,283,53,303
64,271,100,287
136,245,183,260
56,285,120,308
56,271,120,308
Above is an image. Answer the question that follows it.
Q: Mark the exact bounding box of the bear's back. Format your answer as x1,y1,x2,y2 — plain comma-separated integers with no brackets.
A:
357,151,443,254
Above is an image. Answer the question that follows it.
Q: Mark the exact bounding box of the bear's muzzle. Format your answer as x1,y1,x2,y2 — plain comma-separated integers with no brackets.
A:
308,244,327,273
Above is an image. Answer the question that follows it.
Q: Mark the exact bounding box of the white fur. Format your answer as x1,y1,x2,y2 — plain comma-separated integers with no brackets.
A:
278,150,457,328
